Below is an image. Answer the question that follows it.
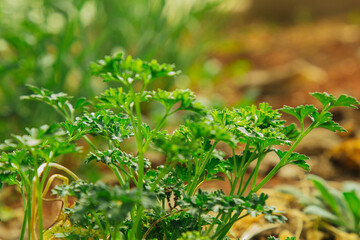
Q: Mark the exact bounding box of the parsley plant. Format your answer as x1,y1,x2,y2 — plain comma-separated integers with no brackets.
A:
0,52,359,240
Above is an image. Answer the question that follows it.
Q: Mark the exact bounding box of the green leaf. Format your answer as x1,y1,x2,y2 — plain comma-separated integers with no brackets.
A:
317,121,346,132
0,124,68,153
282,123,300,141
97,87,152,111
310,92,336,108
152,128,203,164
75,97,91,110
308,175,340,216
53,181,157,229
333,94,360,109
21,85,75,119
343,191,360,220
275,150,310,171
74,110,134,143
277,186,316,206
342,181,360,197
186,114,238,148
0,169,18,188
288,160,310,171
90,52,179,87
304,205,340,224
180,191,286,224
281,105,317,124
204,149,227,178
86,149,151,171
311,92,359,109
282,150,310,161
152,89,204,113
310,111,346,132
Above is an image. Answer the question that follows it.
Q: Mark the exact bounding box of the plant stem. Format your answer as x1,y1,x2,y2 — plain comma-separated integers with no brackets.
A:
239,169,256,196
16,165,33,239
205,212,221,236
36,177,44,240
237,151,256,196
186,141,217,196
130,94,146,239
143,111,169,152
91,210,107,240
27,186,32,240
130,206,144,239
213,213,240,239
230,143,250,196
229,156,238,196
19,192,28,240
110,165,125,186
252,125,314,193
82,135,97,151
251,147,266,191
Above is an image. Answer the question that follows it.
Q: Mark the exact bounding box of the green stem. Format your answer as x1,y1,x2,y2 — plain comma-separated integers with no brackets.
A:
112,224,120,240
19,189,28,240
205,212,221,236
213,213,240,239
82,135,97,151
251,147,266,191
130,206,144,239
135,101,145,188
229,151,238,196
15,171,31,238
237,151,256,196
252,125,314,193
110,165,125,186
239,169,256,196
30,150,43,240
38,160,53,240
130,95,146,239
38,159,54,239
36,177,44,240
90,210,107,240
230,143,250,196
143,111,169,152
187,141,217,196
27,186,32,240
15,165,32,192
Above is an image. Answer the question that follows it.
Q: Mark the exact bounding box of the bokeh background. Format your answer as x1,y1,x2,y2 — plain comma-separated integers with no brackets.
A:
1,0,360,139
1,0,360,239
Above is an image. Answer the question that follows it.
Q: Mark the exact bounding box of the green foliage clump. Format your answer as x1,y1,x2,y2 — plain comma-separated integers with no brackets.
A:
0,52,359,240
282,175,360,234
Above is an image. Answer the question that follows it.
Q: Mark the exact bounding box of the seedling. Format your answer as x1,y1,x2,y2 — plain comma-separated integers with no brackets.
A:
282,175,360,234
0,52,358,239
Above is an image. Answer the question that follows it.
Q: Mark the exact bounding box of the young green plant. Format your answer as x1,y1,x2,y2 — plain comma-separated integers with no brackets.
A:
1,52,358,240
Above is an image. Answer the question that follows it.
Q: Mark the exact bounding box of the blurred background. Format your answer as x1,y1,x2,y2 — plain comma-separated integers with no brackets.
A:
1,0,360,139
0,0,231,140
1,0,360,239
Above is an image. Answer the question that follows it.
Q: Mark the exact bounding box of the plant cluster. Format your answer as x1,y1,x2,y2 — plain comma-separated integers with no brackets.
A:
281,175,360,235
0,52,359,240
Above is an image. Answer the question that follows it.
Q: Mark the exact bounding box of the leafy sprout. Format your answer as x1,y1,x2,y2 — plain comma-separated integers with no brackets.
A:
1,52,359,240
